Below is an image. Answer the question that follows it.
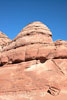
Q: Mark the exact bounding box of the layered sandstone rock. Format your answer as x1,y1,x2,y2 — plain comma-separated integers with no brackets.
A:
0,32,11,51
14,21,52,41
0,22,67,100
3,22,53,51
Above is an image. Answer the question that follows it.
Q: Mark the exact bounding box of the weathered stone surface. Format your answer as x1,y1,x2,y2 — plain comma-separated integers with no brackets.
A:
47,87,60,96
0,32,11,51
0,43,67,66
14,21,52,40
3,21,53,51
0,21,67,100
53,59,67,75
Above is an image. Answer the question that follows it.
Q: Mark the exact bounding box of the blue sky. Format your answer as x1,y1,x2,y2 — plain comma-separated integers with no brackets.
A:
0,0,67,41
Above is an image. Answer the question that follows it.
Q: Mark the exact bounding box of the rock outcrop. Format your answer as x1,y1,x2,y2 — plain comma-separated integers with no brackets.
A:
0,32,11,51
0,21,67,100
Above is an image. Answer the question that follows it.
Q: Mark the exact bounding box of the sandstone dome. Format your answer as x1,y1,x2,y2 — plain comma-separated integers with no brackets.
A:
0,32,11,51
3,21,53,51
0,32,11,44
0,22,67,100
14,21,53,43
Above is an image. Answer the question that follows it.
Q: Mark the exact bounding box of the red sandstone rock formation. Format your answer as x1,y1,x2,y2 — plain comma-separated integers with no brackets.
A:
0,22,67,100
0,32,11,51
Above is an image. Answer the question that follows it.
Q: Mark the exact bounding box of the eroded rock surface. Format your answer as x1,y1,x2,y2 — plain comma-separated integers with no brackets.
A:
0,21,67,100
0,32,11,51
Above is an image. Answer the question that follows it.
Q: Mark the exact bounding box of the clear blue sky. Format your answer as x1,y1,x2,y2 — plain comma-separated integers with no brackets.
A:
0,0,67,41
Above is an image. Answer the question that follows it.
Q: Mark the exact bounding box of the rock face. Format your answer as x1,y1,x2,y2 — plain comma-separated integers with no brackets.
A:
14,21,52,41
0,21,67,100
0,32,11,51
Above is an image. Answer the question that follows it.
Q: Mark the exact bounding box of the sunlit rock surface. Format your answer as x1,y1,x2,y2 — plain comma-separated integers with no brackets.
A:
0,22,67,100
0,32,11,51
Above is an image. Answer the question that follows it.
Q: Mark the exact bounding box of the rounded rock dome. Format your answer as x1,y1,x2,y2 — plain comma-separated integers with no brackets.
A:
14,21,52,41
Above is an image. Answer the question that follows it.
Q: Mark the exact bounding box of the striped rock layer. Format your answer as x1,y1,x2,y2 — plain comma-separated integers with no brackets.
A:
0,22,67,100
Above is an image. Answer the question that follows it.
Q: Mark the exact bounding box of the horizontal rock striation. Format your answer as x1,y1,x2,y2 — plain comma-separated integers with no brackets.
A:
0,32,11,51
0,21,67,100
